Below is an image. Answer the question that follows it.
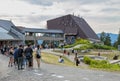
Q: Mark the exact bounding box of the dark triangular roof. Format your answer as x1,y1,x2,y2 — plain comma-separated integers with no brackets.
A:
70,15,99,40
47,14,99,41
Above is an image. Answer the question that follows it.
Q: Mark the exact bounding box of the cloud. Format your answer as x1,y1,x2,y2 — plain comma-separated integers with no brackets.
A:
2,14,55,28
0,0,120,34
79,0,108,4
102,8,120,12
21,0,53,6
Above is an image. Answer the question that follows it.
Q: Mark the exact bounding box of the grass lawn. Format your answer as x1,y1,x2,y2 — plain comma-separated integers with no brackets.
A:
40,52,75,67
52,49,120,72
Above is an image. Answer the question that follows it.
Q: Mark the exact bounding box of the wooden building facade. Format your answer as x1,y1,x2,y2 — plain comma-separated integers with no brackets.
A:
47,14,100,44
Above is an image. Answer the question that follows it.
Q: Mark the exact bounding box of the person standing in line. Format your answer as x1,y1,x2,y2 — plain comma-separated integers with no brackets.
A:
8,47,14,67
17,45,24,70
35,45,41,68
24,44,33,68
13,47,18,68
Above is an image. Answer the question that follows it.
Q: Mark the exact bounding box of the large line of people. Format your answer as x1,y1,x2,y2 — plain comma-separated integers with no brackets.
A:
1,44,41,70
0,44,80,70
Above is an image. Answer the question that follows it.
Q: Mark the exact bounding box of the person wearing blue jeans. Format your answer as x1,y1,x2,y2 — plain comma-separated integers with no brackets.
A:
18,57,23,70
13,47,18,67
58,56,64,63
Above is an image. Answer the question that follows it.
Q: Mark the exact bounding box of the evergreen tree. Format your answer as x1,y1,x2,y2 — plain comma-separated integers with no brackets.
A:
113,41,118,48
117,29,120,45
104,33,111,46
100,32,106,43
113,29,120,48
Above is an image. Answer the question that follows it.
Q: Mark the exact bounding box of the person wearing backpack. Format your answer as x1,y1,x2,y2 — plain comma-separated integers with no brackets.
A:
24,44,33,68
35,45,41,68
17,45,24,70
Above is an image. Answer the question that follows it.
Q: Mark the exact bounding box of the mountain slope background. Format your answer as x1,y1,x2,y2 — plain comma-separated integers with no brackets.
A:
97,33,118,44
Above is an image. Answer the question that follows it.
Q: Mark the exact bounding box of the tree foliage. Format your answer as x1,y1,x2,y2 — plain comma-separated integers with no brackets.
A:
117,30,120,45
100,32,111,46
100,32,106,42
113,29,120,48
104,33,111,46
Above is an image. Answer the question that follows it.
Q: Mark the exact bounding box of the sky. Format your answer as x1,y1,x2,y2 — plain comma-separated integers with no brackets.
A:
0,0,120,34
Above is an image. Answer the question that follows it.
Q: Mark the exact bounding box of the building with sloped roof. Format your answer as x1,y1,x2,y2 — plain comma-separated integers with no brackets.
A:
0,14,100,48
0,19,24,47
0,19,64,48
0,20,24,39
47,14,100,44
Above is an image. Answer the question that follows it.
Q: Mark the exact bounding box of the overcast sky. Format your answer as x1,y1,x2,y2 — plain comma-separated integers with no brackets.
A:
0,0,120,34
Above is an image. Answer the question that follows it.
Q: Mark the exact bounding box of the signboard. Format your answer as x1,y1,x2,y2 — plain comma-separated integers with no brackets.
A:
118,45,120,51
37,40,43,45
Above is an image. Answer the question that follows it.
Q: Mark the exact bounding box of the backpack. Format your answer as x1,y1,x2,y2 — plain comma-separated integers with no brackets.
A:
17,49,23,57
25,47,33,59
26,52,32,59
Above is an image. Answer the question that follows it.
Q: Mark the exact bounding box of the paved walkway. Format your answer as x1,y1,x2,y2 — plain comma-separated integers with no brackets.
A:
0,52,120,81
0,54,12,79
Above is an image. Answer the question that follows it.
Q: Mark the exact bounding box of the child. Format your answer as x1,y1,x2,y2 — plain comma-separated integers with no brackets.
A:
58,56,64,63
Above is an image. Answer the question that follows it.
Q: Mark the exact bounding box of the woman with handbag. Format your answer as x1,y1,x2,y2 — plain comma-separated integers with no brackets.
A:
8,47,14,67
35,45,41,68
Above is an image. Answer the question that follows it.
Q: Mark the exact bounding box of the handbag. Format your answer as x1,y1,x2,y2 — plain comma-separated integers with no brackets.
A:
36,54,41,58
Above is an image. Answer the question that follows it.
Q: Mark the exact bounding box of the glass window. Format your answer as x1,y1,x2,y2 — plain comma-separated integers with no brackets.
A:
0,27,8,33
51,33,55,37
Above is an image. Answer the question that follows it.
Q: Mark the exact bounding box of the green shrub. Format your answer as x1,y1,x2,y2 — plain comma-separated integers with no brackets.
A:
90,60,109,68
110,64,120,70
76,39,90,44
100,60,108,64
92,44,116,50
73,48,80,50
64,38,90,48
90,59,99,65
64,38,116,50
83,56,92,65
83,56,120,71
73,44,93,51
